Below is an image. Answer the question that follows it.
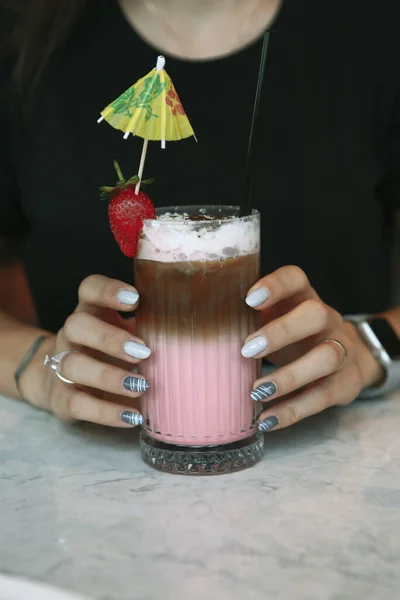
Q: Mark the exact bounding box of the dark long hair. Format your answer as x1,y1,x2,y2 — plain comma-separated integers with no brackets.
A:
2,0,87,95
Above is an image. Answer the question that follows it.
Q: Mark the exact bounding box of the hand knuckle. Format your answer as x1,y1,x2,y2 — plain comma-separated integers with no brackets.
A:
49,392,66,420
56,328,65,346
354,372,364,395
58,411,75,423
305,299,330,329
352,354,371,389
336,392,352,407
96,278,121,306
320,388,335,409
286,404,299,426
347,366,364,399
280,368,298,392
353,382,363,401
98,327,117,351
274,318,291,345
287,265,309,289
340,384,360,405
331,308,343,325
338,394,353,407
99,365,116,389
65,392,81,420
63,313,84,342
100,327,125,356
78,275,98,299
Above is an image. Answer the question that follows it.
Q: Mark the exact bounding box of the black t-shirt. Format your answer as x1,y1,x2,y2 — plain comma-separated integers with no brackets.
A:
1,0,399,333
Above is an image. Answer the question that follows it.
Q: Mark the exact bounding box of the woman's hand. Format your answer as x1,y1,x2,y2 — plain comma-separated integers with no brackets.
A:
24,275,151,428
243,266,384,432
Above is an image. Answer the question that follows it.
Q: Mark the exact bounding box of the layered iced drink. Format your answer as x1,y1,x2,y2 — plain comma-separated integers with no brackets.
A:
134,206,263,474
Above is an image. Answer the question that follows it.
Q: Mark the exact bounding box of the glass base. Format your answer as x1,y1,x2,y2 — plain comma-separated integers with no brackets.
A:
140,431,264,475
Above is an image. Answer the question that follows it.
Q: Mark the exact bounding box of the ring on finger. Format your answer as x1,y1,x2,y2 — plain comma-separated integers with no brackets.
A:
44,351,79,384
320,339,348,370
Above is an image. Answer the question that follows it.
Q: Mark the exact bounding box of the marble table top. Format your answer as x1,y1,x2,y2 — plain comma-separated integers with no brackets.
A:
1,392,400,600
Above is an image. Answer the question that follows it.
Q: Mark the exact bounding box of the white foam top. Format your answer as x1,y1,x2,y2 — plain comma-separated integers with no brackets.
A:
137,211,260,262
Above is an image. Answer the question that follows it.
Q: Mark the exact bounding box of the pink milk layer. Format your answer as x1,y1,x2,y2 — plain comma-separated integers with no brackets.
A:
140,336,259,446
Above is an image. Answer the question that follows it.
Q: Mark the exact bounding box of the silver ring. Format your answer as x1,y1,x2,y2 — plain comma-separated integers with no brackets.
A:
321,339,348,369
44,351,78,384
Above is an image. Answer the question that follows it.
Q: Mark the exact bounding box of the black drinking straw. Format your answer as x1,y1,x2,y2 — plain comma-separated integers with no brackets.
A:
240,30,271,217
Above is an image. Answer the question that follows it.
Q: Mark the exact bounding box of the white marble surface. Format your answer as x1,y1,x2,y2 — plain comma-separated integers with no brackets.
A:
1,392,400,600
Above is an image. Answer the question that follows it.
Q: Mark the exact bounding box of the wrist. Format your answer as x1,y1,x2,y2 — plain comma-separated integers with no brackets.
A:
19,335,56,409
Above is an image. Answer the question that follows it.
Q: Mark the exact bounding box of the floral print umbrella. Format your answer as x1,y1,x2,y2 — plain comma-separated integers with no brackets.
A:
98,56,196,191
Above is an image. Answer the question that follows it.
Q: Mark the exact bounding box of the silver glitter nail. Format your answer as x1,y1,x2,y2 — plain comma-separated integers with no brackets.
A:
123,376,150,393
120,412,144,426
258,416,279,432
251,382,277,402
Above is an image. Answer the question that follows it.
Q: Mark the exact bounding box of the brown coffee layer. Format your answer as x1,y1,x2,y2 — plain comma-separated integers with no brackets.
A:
134,253,260,339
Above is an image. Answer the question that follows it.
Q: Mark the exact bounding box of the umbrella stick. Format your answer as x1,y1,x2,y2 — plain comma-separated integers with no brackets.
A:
135,139,149,194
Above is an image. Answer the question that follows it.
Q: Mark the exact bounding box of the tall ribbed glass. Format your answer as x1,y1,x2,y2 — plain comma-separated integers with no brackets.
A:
134,206,263,474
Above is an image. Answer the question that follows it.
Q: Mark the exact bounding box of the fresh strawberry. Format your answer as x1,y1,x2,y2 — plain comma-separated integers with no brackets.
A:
100,161,156,258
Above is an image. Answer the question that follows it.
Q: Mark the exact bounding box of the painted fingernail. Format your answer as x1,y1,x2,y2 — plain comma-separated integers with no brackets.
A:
241,336,268,358
258,416,279,432
123,376,150,393
124,341,152,359
121,411,144,426
118,289,139,305
246,287,269,307
251,382,277,402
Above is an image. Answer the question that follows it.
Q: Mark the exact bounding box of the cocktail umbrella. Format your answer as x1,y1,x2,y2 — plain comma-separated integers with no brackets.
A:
98,56,196,192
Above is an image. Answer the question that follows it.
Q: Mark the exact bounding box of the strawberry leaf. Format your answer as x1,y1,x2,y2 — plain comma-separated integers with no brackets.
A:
113,160,126,184
101,161,154,202
127,176,140,184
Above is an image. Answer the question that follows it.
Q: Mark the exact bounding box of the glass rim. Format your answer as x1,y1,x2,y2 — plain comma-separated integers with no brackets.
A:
143,205,260,225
